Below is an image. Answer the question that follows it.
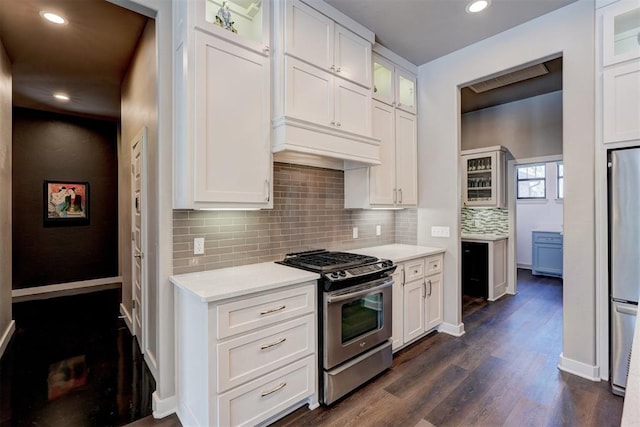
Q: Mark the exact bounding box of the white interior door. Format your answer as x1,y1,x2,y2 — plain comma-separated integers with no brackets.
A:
131,127,147,351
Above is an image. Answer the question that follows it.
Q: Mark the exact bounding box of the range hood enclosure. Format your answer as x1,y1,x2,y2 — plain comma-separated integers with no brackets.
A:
272,116,381,168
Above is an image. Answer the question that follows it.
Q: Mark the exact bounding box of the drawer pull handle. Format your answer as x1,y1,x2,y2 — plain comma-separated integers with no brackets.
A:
261,382,287,397
260,337,286,350
260,305,286,315
414,269,419,274
433,264,438,269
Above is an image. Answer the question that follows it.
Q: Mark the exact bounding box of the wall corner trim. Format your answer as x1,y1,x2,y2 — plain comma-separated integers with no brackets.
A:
438,322,466,337
0,320,15,357
557,352,601,381
152,392,177,419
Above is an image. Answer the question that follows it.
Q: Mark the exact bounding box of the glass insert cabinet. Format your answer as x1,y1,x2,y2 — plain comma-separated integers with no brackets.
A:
461,146,508,207
602,0,640,66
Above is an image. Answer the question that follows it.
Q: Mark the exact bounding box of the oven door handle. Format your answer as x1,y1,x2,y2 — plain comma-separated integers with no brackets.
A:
326,278,393,303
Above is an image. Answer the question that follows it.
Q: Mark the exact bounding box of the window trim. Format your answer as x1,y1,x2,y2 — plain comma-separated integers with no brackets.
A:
557,161,564,199
516,163,547,200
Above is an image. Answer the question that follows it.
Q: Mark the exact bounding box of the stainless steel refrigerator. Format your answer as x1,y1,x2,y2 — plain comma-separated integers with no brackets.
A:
609,147,640,396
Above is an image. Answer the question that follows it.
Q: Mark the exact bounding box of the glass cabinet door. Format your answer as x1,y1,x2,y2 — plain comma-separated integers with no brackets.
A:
373,55,394,105
200,0,269,53
465,155,494,204
603,1,640,66
396,68,416,114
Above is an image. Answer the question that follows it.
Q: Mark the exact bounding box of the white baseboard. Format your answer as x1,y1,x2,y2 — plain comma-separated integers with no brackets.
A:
557,352,600,381
12,276,122,302
120,303,133,334
0,320,15,357
517,264,532,270
438,322,466,337
153,391,177,419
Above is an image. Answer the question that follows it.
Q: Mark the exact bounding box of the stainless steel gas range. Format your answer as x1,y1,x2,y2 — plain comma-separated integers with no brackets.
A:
278,250,396,405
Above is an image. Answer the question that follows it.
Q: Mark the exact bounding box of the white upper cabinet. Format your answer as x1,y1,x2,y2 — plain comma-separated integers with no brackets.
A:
285,0,371,88
272,0,379,165
602,0,640,66
345,47,418,209
373,53,417,114
603,61,640,143
173,1,272,209
461,146,507,208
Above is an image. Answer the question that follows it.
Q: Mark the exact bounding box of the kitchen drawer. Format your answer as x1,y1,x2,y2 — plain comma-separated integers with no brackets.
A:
216,314,315,393
425,254,443,276
216,284,315,339
217,355,315,427
533,231,562,245
404,259,425,282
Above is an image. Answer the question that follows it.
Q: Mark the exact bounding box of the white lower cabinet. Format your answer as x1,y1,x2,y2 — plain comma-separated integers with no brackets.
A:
393,254,444,351
175,282,317,426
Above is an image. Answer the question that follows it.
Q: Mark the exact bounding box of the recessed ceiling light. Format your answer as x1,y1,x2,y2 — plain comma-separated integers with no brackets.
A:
466,0,490,13
40,11,67,25
53,93,70,101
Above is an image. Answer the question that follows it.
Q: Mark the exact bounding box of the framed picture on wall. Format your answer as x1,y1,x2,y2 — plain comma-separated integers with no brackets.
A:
44,180,89,226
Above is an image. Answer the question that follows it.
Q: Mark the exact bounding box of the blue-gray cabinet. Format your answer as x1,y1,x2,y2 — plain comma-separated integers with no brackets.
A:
532,231,563,277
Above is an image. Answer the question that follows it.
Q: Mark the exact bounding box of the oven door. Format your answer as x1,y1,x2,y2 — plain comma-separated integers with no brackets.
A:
323,277,393,369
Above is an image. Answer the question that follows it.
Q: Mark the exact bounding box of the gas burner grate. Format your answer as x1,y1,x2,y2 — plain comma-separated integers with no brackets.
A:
281,250,378,272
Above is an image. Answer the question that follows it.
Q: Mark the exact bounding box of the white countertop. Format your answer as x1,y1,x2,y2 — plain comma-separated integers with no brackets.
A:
622,309,640,426
460,233,508,242
170,244,446,303
349,244,445,263
170,262,319,303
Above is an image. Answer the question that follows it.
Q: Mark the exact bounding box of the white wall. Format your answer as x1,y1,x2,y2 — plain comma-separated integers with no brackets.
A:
417,0,597,377
0,39,14,356
462,91,563,159
516,161,564,268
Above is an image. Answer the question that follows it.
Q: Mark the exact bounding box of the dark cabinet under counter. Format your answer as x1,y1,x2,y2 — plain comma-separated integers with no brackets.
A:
462,241,488,298
461,236,508,301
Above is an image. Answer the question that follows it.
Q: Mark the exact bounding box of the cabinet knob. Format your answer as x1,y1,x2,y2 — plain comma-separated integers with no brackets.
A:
263,46,270,53
330,121,335,126
336,122,341,127
330,65,335,71
335,67,341,73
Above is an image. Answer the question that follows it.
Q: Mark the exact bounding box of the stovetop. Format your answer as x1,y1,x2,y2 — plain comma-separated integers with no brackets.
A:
277,249,395,289
279,249,379,272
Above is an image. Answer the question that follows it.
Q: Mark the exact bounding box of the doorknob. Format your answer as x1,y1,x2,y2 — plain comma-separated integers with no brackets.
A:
134,251,143,259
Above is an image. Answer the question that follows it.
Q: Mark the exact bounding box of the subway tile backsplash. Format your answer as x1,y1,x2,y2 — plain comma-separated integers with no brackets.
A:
172,162,416,275
460,207,509,235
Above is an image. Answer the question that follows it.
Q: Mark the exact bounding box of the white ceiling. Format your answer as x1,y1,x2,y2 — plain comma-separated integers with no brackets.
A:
0,0,577,120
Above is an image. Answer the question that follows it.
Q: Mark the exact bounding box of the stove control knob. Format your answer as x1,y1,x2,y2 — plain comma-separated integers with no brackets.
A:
330,272,339,279
338,270,347,277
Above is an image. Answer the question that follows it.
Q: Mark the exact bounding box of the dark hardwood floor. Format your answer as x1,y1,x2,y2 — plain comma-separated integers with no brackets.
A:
0,289,155,427
271,269,623,427
49,269,622,427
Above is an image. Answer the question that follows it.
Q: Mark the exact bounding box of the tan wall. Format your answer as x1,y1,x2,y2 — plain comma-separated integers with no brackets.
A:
0,40,12,351
120,19,158,368
461,90,563,159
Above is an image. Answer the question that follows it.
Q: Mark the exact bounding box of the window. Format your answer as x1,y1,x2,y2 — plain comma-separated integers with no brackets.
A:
517,164,546,199
557,162,564,199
